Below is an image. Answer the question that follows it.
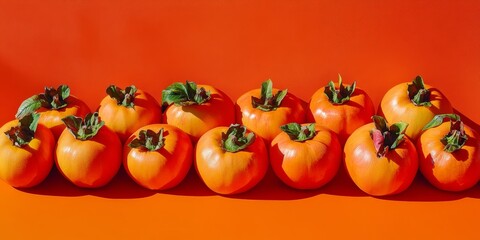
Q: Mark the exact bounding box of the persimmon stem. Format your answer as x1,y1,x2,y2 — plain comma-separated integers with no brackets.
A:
128,129,165,151
62,112,104,141
423,114,467,152
324,74,356,105
4,113,40,147
251,79,287,112
407,76,432,107
370,116,408,157
15,85,71,119
106,85,137,108
280,123,316,142
162,81,211,107
222,124,255,153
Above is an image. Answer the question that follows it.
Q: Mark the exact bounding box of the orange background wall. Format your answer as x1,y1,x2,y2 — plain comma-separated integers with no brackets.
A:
1,1,480,239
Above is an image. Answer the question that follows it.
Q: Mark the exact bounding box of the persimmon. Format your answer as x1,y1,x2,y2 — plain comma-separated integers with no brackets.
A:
0,113,54,188
379,76,453,140
16,85,90,139
195,124,268,195
417,114,480,191
98,85,161,142
162,81,235,142
123,124,193,190
344,116,418,196
308,74,375,145
55,112,122,188
236,79,306,143
270,123,341,189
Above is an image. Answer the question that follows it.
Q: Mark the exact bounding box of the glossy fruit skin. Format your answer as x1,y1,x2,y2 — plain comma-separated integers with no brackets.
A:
0,120,54,188
236,89,306,143
308,85,375,145
37,95,90,139
123,124,193,190
417,122,480,191
270,125,341,189
55,126,122,188
98,89,161,142
163,85,235,143
379,82,453,140
344,123,418,196
195,126,268,195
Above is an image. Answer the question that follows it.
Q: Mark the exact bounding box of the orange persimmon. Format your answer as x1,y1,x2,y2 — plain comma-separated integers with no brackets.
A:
55,112,122,188
15,85,90,139
0,113,54,188
379,76,453,140
344,116,418,196
195,124,268,195
162,81,235,142
123,124,193,190
417,114,480,191
308,74,375,145
270,123,341,190
236,79,306,143
98,85,161,142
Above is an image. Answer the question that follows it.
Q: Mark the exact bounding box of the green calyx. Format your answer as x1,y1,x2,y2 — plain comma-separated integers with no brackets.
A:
221,124,256,153
324,74,357,105
15,85,71,119
280,123,317,142
407,76,432,107
370,115,409,158
128,128,165,151
106,85,137,108
62,112,104,141
251,79,288,112
162,81,211,107
422,114,467,153
4,113,40,147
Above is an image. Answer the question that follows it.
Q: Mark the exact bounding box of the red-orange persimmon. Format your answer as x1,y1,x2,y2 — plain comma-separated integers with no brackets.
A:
270,123,341,189
308,75,375,145
123,124,193,190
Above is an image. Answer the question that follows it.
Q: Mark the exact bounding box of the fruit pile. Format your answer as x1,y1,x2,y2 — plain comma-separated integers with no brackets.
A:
1,76,478,196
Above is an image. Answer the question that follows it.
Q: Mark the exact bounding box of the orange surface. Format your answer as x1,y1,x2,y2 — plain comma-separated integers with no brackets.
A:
1,0,480,239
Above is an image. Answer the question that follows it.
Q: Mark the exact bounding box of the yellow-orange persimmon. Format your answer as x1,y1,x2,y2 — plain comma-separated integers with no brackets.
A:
195,124,268,195
98,85,161,142
162,81,235,142
55,113,122,188
0,114,54,188
15,85,90,139
379,76,453,140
